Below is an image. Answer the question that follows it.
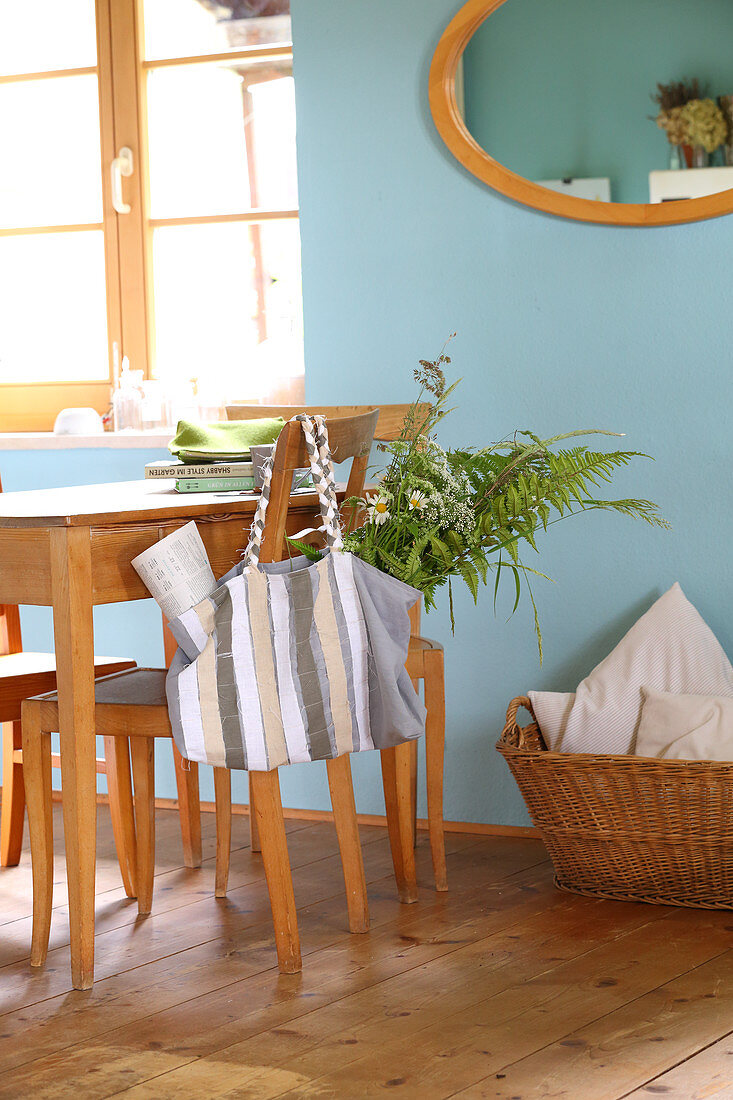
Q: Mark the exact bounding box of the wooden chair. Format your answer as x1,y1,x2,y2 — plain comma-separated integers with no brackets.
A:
0,474,139,891
0,471,201,890
22,411,379,977
227,403,448,897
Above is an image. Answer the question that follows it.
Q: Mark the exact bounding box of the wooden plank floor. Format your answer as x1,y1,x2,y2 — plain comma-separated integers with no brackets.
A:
0,804,732,1098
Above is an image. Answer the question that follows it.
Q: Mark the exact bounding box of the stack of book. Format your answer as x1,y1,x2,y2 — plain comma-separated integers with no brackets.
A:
145,458,255,494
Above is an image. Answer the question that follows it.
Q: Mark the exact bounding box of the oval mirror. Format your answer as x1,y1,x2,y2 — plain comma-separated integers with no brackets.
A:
429,0,733,226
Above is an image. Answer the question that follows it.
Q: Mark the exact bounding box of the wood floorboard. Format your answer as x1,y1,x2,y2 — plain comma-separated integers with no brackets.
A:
622,1029,733,1098
0,816,380,981
0,804,731,1099
454,949,733,1099
0,834,540,1079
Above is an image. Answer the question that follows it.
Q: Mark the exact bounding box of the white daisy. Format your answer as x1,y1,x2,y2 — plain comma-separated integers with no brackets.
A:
366,493,391,525
407,489,427,511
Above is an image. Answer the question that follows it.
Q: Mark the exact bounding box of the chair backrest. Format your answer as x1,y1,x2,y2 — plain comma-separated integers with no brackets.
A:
258,410,379,564
226,403,431,443
0,473,22,656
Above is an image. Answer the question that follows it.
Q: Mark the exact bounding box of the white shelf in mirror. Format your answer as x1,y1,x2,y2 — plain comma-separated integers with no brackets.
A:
649,166,733,204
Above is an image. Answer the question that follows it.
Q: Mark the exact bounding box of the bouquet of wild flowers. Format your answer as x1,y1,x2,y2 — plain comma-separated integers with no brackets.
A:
290,343,668,658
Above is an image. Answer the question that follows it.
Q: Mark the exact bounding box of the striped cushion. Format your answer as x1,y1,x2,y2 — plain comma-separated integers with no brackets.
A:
529,583,733,755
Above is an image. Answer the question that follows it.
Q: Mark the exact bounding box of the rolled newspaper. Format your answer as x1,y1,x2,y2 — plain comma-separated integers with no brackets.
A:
132,521,216,621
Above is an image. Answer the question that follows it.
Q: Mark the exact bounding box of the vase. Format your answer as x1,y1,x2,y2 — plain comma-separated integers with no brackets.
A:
668,145,686,171
691,146,708,168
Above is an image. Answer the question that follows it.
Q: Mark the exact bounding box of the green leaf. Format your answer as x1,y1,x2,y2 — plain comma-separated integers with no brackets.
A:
459,559,480,603
285,537,323,562
511,564,521,614
493,552,502,612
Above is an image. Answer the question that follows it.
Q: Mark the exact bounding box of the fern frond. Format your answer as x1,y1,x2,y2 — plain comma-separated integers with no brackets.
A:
285,537,323,562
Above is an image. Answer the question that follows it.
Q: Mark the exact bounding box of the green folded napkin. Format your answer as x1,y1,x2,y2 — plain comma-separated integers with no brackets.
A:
168,417,284,462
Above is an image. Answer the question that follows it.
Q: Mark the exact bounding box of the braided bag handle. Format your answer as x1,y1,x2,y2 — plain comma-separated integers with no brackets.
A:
242,414,344,570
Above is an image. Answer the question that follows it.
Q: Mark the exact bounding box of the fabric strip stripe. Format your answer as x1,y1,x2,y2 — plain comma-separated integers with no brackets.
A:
313,557,354,757
327,555,361,752
247,569,288,768
175,656,207,761
212,586,245,769
193,600,227,767
268,571,310,764
290,568,331,759
228,577,265,771
307,566,336,756
331,551,373,750
168,607,210,662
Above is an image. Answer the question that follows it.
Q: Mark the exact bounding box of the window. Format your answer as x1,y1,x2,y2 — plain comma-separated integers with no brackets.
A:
0,0,303,431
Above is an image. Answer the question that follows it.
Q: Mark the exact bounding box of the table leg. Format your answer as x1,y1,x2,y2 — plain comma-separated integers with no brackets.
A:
50,526,97,990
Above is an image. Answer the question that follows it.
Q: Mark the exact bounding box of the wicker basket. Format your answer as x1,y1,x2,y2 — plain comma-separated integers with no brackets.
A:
497,696,733,909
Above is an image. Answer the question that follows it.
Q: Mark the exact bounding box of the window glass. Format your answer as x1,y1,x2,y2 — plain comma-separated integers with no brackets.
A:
146,63,296,217
143,0,291,62
0,232,109,383
152,219,302,402
0,0,97,76
0,75,103,228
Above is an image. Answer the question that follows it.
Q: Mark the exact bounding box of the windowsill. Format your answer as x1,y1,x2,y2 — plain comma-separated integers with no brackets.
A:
0,430,175,451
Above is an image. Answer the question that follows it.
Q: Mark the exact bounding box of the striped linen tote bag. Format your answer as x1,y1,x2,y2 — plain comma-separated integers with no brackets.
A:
165,414,426,770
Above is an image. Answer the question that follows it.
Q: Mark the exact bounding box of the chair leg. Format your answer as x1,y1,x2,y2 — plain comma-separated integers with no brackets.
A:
250,769,301,974
213,767,231,899
326,754,369,934
165,618,203,869
1,720,25,866
172,744,202,869
104,736,137,899
408,606,422,853
21,705,53,967
130,737,155,917
409,737,419,849
424,648,447,892
380,743,419,904
248,772,261,853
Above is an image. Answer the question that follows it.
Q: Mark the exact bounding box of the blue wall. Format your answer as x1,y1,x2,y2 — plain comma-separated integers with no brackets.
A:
291,0,733,825
4,0,733,827
463,0,733,204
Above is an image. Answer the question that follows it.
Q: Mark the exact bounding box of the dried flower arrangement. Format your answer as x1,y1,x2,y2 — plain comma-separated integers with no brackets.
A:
719,95,733,144
652,80,729,158
287,340,667,658
651,79,701,146
680,97,728,154
656,106,689,147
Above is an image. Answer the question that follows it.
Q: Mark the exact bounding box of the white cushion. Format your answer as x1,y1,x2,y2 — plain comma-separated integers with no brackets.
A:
636,688,733,761
529,583,733,754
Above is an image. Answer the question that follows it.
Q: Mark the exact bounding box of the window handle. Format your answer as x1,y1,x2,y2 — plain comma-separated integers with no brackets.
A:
110,147,134,214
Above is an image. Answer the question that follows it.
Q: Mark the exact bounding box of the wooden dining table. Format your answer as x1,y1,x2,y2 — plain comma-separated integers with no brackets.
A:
0,479,335,990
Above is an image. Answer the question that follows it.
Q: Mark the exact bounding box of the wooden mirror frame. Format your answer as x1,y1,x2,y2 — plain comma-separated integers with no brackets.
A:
429,0,733,227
